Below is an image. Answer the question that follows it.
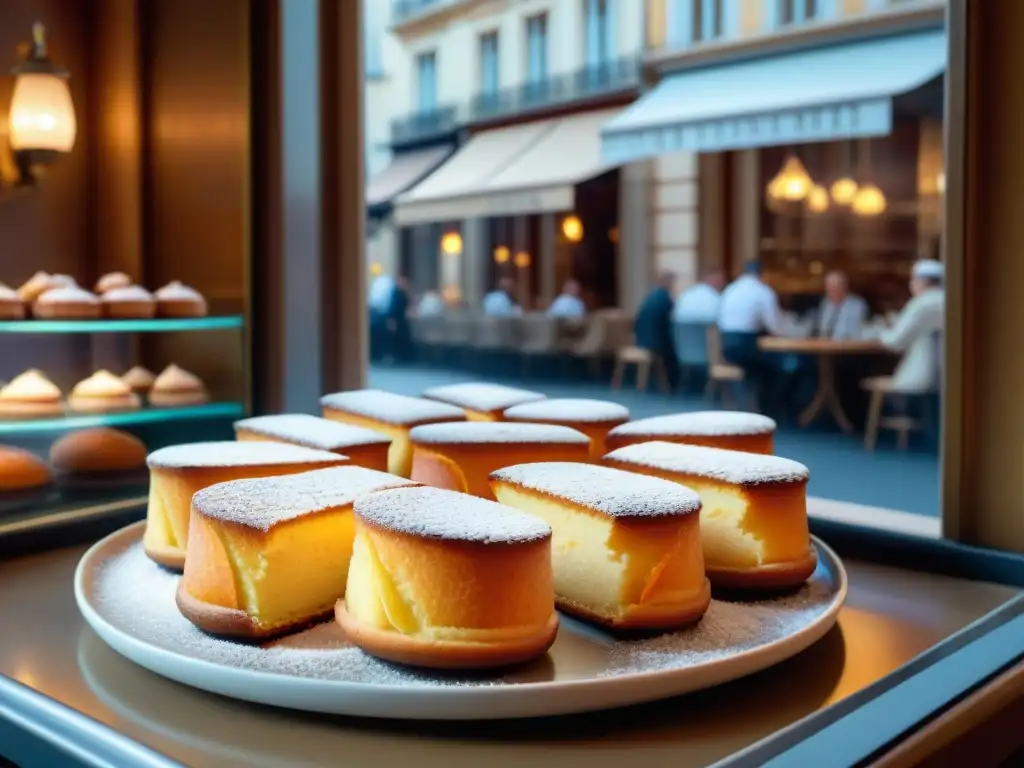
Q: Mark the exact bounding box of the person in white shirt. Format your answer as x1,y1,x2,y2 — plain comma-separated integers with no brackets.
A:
879,259,945,392
482,277,522,317
674,268,725,324
547,279,586,318
716,262,783,406
368,275,395,314
815,271,868,340
417,291,444,316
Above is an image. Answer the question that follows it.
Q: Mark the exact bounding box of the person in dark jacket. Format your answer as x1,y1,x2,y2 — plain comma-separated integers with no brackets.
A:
634,271,679,388
385,276,411,363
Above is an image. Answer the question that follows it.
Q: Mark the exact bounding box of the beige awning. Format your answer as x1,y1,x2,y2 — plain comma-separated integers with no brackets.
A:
366,145,452,210
393,109,619,225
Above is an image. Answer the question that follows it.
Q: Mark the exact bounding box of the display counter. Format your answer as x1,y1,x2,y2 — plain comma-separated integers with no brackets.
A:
0,517,1021,768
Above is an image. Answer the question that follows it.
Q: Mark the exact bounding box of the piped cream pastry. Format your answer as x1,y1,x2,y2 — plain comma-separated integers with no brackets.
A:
336,486,558,669
68,370,141,413
33,285,102,319
605,411,776,455
148,364,209,407
234,414,392,471
320,389,465,477
17,271,59,303
154,280,207,317
503,398,630,459
421,382,546,421
101,285,156,319
0,370,63,417
178,466,418,639
143,441,348,571
0,283,25,320
122,366,156,393
603,441,815,591
409,421,590,500
94,271,132,294
491,462,710,631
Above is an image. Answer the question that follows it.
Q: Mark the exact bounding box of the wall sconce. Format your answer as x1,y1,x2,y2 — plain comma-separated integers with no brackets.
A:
5,22,76,186
493,245,510,264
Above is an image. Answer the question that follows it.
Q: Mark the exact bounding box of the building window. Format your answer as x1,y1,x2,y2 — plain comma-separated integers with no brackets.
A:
525,13,548,84
585,0,612,67
780,0,819,25
646,0,667,49
479,32,500,96
692,0,724,43
363,1,385,78
415,51,437,112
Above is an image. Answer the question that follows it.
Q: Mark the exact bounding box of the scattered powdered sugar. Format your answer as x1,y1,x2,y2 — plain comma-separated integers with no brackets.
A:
355,486,552,544
192,466,417,530
609,411,776,438
409,421,589,446
88,541,838,687
605,441,810,487
320,389,466,426
421,382,547,413
492,462,702,518
102,285,154,302
155,281,203,301
234,414,392,451
504,398,630,424
36,285,99,304
146,441,345,470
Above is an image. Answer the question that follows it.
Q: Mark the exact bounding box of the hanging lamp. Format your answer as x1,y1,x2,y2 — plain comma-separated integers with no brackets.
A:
767,154,813,203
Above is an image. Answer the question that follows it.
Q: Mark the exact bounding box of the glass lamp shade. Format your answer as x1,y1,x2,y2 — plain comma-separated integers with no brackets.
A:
852,183,887,216
830,177,859,205
766,155,813,202
9,73,76,153
806,185,830,214
561,215,584,242
493,246,510,264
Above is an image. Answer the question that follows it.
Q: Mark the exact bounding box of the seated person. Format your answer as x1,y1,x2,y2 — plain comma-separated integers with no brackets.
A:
547,279,586,318
417,291,444,316
634,271,679,388
673,268,724,325
814,271,868,339
482,277,523,317
878,259,944,393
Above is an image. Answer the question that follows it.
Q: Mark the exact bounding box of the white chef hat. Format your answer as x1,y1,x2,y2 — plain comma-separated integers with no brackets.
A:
912,259,944,280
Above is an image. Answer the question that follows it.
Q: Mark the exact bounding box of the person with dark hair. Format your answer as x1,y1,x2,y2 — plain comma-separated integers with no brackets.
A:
716,261,782,406
385,275,411,362
634,271,679,388
674,267,725,324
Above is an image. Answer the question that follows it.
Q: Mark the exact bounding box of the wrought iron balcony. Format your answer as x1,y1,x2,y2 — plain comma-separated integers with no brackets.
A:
390,105,461,148
469,56,643,124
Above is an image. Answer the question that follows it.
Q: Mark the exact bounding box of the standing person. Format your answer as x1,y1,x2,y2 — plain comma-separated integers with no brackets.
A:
483,277,522,316
673,267,725,324
634,271,679,388
815,270,868,340
367,274,395,362
385,276,411,363
717,261,783,404
547,279,586,318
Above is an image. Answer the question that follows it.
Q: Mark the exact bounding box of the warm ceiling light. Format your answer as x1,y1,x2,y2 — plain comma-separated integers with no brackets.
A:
766,155,813,202
493,245,510,264
561,215,583,242
806,185,830,214
369,262,383,276
513,251,531,268
936,171,946,195
442,286,461,302
440,231,462,255
830,177,859,205
852,183,887,216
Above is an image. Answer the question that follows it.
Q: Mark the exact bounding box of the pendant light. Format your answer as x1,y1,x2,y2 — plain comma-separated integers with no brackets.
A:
830,141,859,205
806,185,830,214
851,139,887,217
767,154,813,203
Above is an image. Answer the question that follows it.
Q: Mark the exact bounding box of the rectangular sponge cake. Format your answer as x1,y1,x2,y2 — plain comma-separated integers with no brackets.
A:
234,413,392,471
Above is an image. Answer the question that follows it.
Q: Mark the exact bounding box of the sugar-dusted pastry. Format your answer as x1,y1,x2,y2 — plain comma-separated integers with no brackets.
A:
154,280,207,317
603,441,814,590
50,428,147,474
144,441,348,570
178,466,418,639
0,446,51,491
17,271,59,303
503,398,630,459
605,411,776,455
0,283,25,320
122,365,156,394
94,271,132,294
0,370,63,418
148,364,209,407
33,285,102,319
68,370,141,413
337,486,558,669
421,382,546,421
320,389,465,477
491,462,709,630
101,285,156,319
409,421,590,500
234,414,391,470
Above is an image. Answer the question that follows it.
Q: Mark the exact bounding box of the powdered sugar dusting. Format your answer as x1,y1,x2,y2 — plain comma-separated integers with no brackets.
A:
147,441,346,470
320,389,466,426
235,414,392,452
355,486,551,544
504,398,630,424
155,281,203,301
605,441,809,486
609,411,776,439
422,382,547,413
492,462,702,518
102,285,154,302
409,421,589,446
36,286,99,304
192,466,417,530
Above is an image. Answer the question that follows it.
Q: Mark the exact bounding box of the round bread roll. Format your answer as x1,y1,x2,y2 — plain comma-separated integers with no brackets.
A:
0,446,52,491
50,428,147,475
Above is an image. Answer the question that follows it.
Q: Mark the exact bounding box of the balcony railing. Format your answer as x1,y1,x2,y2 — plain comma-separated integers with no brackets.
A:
390,105,461,147
469,56,643,124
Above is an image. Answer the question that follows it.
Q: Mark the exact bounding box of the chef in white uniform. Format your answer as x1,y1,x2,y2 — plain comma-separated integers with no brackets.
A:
879,259,945,392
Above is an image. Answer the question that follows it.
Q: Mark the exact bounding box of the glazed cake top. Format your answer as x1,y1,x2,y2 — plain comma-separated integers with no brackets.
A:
0,370,60,400
421,382,546,413
491,462,702,519
155,281,203,301
234,414,391,451
608,411,777,438
192,466,417,531
36,285,99,304
409,421,589,446
355,485,551,544
604,441,809,487
122,366,155,388
504,398,630,424
320,389,466,426
152,364,203,393
102,285,154,302
147,440,345,470
71,370,132,397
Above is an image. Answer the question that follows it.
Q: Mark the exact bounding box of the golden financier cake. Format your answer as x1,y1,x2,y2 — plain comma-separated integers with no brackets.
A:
337,486,558,669
234,414,391,470
154,280,208,317
101,285,157,319
0,446,51,491
491,463,709,631
94,271,132,294
409,421,590,500
0,370,62,418
603,441,814,590
503,398,630,459
320,389,465,477
33,285,102,319
178,466,418,639
50,428,147,474
605,411,776,455
68,370,141,413
421,382,546,421
149,364,209,407
0,283,25,320
143,441,347,571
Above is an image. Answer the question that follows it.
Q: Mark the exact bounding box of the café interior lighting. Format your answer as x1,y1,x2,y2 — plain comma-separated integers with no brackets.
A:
851,183,887,217
806,185,830,214
513,251,531,269
369,262,383,277
561,215,583,242
936,171,946,195
6,22,76,186
766,155,813,203
440,231,462,255
830,177,859,205
493,246,510,264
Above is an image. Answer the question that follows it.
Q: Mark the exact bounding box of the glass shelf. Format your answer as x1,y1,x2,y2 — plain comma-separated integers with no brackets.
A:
0,402,246,435
0,316,244,334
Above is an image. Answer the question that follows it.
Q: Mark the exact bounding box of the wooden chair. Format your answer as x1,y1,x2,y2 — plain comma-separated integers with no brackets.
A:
861,376,928,451
611,344,670,393
703,326,746,406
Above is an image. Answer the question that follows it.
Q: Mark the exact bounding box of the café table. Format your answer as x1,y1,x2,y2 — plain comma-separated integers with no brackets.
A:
758,337,888,433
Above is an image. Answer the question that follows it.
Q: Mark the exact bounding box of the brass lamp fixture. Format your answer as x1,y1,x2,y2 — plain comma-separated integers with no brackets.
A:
766,155,813,203
5,22,76,186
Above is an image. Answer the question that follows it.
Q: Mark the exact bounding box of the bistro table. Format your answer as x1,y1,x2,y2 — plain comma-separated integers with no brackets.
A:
758,337,888,433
